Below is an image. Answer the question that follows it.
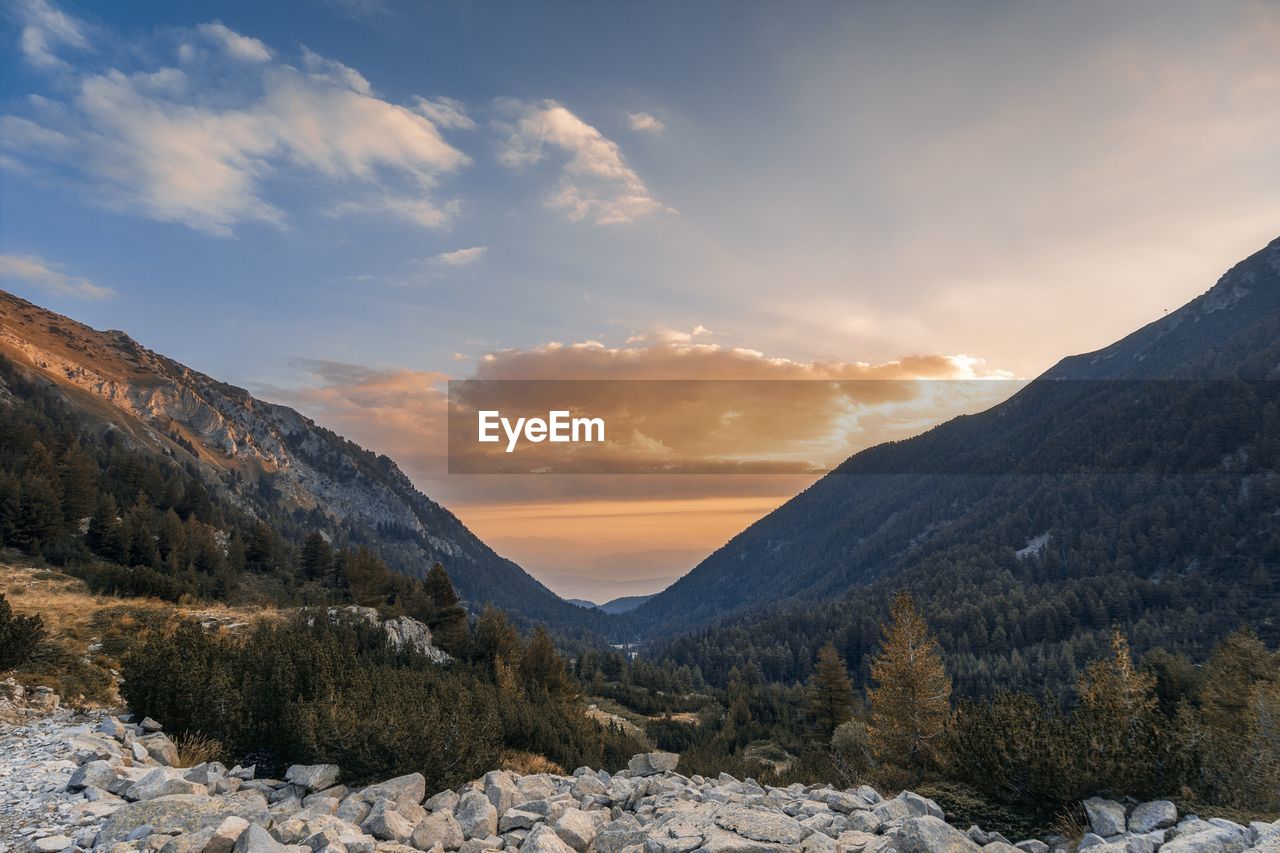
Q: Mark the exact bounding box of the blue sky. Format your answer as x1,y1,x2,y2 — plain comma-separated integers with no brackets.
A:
3,0,1280,599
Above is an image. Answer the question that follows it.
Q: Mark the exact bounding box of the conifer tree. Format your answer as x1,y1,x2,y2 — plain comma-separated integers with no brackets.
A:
867,591,952,778
423,563,468,655
807,641,856,736
300,532,333,582
1074,630,1160,794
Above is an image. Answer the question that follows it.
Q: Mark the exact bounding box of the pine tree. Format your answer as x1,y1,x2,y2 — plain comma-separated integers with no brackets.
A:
867,591,952,778
521,626,577,701
423,563,468,655
1074,630,1160,795
300,532,333,582
806,641,856,737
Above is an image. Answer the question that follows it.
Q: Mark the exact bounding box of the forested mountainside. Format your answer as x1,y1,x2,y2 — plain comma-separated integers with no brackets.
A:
633,236,1280,696
0,290,601,628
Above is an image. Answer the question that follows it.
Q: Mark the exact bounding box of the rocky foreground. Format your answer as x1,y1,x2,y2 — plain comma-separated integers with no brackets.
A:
2,690,1277,853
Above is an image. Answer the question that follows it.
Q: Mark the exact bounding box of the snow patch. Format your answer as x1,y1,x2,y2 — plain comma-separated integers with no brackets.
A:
1015,532,1050,559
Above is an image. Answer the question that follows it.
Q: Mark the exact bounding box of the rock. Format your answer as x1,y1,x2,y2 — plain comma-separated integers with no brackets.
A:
360,775,426,810
1128,800,1177,834
31,836,74,853
129,768,208,802
481,771,520,814
410,812,463,851
871,797,913,823
1014,842,1049,853
896,792,943,820
454,792,498,841
625,753,678,777
423,791,459,813
287,766,342,792
1161,827,1248,853
1083,798,1127,839
69,759,119,791
518,825,574,853
362,802,417,843
233,826,290,853
844,810,882,834
98,793,272,846
142,733,181,767
893,816,981,852
498,809,543,833
713,807,808,845
550,809,604,852
142,718,165,732
206,817,252,853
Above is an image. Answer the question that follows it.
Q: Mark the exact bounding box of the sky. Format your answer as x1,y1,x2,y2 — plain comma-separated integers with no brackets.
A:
2,0,1280,601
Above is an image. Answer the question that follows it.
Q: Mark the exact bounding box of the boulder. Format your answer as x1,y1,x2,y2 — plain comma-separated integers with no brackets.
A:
206,817,252,853
143,733,181,767
713,807,809,845
1083,798,1126,838
518,825,574,853
551,809,605,852
287,766,342,793
893,816,981,853
98,793,271,846
361,775,426,810
454,791,498,841
1160,828,1248,853
362,802,417,843
69,759,119,791
625,752,678,777
481,771,520,814
233,825,302,853
1128,801,1177,834
31,836,74,853
410,811,463,851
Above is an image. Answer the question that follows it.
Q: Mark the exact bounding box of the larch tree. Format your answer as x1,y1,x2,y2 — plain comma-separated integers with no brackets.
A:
867,591,952,777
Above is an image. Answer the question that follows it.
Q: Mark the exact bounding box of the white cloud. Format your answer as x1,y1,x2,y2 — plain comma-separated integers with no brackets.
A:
16,0,88,69
627,112,664,134
0,254,115,300
432,246,487,266
416,96,475,130
197,22,271,63
496,99,667,225
3,9,469,235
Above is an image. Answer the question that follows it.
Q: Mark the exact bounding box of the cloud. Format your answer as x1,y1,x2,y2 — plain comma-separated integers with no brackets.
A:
496,99,668,225
0,254,115,300
197,22,271,63
627,112,664,134
15,0,87,69
432,246,487,266
2,10,469,235
416,97,475,130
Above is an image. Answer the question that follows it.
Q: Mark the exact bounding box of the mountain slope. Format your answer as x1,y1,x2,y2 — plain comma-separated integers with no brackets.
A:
631,236,1280,657
0,290,596,626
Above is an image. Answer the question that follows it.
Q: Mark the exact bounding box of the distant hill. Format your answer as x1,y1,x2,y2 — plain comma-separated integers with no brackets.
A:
598,594,654,614
637,236,1280,694
0,291,600,628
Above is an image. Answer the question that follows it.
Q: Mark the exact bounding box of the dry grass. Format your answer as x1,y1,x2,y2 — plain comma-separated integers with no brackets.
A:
499,750,566,776
0,558,285,708
174,731,226,766
1049,803,1088,850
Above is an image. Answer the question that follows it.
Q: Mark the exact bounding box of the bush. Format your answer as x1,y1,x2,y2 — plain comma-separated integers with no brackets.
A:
0,593,46,670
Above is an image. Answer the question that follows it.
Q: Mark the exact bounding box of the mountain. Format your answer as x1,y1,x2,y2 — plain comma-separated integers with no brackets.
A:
0,290,598,626
598,594,654,614
634,236,1280,691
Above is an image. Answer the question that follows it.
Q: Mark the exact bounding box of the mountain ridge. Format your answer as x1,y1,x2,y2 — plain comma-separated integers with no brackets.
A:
0,289,596,626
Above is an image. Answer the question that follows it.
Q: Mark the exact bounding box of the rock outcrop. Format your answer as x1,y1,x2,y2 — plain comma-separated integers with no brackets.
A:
8,706,1280,853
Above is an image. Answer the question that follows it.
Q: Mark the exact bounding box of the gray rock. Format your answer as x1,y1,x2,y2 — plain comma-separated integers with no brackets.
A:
31,835,74,853
411,811,464,851
713,807,808,845
142,733,181,767
362,801,417,843
455,791,498,841
550,809,604,853
625,753,678,777
893,816,980,853
1128,801,1177,834
205,817,252,853
98,793,272,846
1160,828,1248,853
845,811,883,834
1014,843,1049,853
360,775,426,810
498,809,543,833
233,826,291,853
424,791,460,813
69,759,118,791
896,792,943,820
482,771,520,814
287,766,342,792
1083,798,1127,839
518,826,574,853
